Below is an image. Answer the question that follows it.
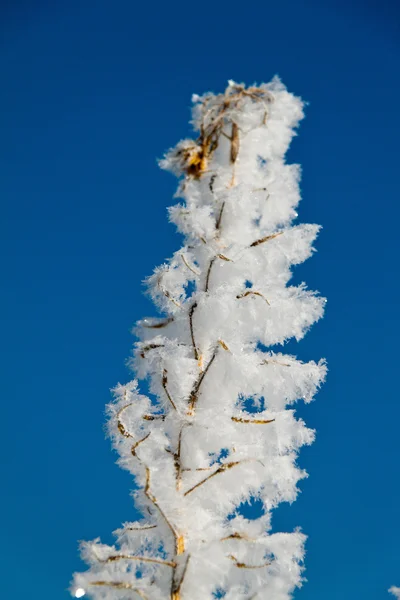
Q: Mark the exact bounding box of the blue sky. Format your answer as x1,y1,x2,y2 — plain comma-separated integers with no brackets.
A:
1,1,400,598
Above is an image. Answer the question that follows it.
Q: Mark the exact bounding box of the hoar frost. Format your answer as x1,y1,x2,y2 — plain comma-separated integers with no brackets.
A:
71,79,327,600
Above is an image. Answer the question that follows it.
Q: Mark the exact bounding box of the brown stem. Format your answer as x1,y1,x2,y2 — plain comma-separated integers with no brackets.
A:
236,290,270,305
260,359,291,367
220,532,256,542
205,257,216,292
123,524,158,532
90,582,148,598
215,201,225,231
140,343,165,358
144,466,179,553
187,349,217,416
189,302,199,360
181,254,200,275
142,317,174,329
162,370,177,411
184,461,243,496
116,403,135,438
231,417,275,425
103,554,176,568
249,231,283,248
228,555,271,569
174,428,184,491
131,433,151,456
209,174,217,193
143,414,166,421
230,122,240,164
172,554,191,600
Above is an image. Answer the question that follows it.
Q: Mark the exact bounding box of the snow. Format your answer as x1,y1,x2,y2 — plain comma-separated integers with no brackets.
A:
71,78,326,600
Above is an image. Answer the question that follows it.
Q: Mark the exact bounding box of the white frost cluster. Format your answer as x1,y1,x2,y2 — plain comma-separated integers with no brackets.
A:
390,587,400,598
71,79,326,600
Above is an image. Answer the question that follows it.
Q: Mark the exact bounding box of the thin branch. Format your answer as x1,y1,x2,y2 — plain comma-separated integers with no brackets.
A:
172,554,191,600
230,122,240,164
162,370,177,411
144,466,179,553
131,433,151,456
228,555,271,569
209,174,216,193
90,582,148,598
184,461,243,496
181,466,214,472
220,532,256,542
103,554,176,568
260,359,291,367
140,344,165,358
142,317,174,329
181,254,200,275
189,302,199,360
187,349,217,416
159,284,182,309
236,290,270,305
123,524,158,532
231,417,275,425
143,414,166,421
217,253,232,262
205,257,216,292
174,428,183,491
117,403,134,438
249,231,283,248
215,201,226,231
218,339,231,352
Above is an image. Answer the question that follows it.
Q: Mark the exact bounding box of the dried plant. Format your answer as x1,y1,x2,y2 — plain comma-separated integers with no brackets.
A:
71,78,326,600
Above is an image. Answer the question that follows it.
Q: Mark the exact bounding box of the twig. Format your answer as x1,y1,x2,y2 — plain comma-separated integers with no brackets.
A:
205,257,216,292
228,555,271,569
249,231,283,248
143,414,166,421
144,466,180,553
236,290,270,305
184,461,243,496
140,344,165,358
142,317,174,329
189,302,199,360
159,284,182,309
209,174,216,193
230,122,240,164
217,253,232,262
215,201,225,231
131,433,151,456
171,554,191,600
260,359,291,367
103,554,176,568
231,417,275,425
117,404,134,438
123,524,158,532
218,339,231,352
220,532,256,542
174,428,183,491
162,370,177,411
187,349,217,416
181,254,200,276
90,582,148,598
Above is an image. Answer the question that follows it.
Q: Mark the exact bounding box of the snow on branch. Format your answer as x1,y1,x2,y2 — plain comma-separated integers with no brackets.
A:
71,78,326,600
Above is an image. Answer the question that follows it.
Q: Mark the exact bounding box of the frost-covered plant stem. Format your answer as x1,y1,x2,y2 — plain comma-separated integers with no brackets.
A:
72,79,326,600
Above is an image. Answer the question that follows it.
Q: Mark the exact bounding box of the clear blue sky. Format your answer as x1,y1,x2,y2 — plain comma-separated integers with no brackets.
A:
1,1,399,598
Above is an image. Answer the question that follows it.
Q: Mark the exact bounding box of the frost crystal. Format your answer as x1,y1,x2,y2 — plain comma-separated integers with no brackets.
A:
71,79,326,600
